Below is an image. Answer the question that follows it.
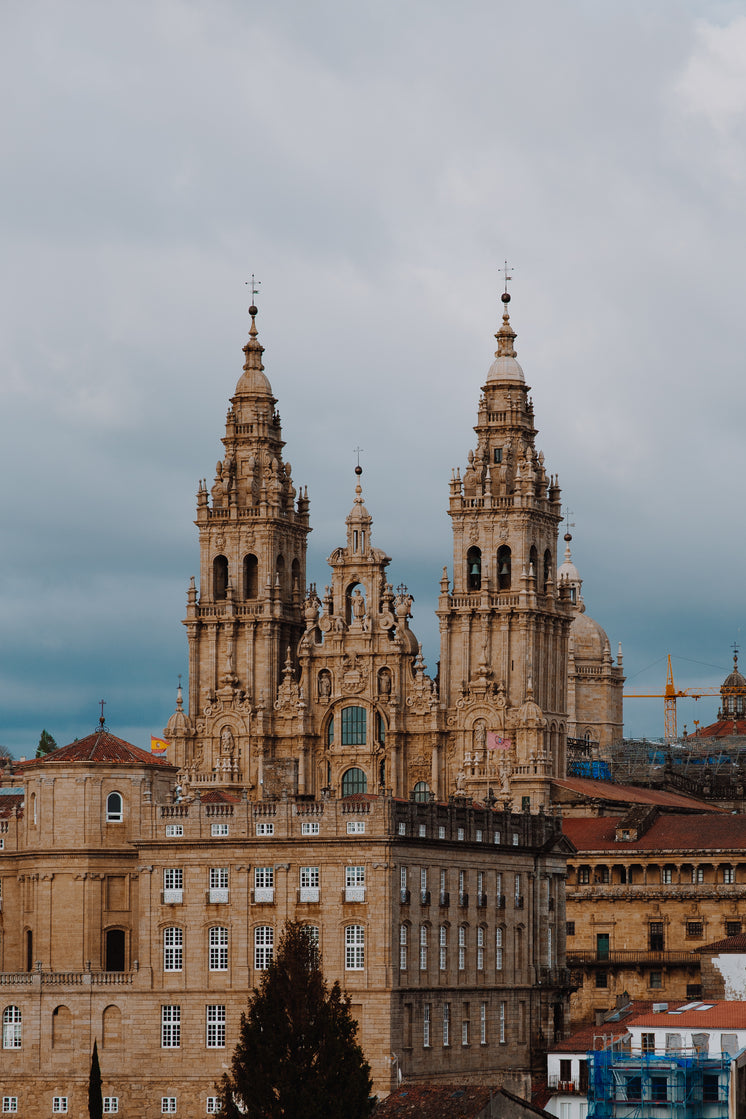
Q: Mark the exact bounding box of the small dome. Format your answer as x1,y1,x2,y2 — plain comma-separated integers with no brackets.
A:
557,556,581,585
486,354,525,383
569,612,610,662
235,365,273,397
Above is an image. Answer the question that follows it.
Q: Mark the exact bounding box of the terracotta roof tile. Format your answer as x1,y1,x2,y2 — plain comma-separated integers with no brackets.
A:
549,1023,631,1053
199,790,240,804
0,793,23,816
695,932,746,954
24,729,175,768
552,777,722,812
374,1085,553,1118
628,1000,746,1029
562,813,746,853
688,719,746,739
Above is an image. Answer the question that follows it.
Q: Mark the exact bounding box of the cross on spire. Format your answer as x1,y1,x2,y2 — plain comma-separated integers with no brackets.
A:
501,260,514,294
99,699,106,728
353,446,364,468
245,274,261,305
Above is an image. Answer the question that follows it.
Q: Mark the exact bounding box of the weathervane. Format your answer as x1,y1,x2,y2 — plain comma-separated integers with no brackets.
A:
245,274,261,305
353,446,364,469
501,260,514,294
99,699,106,728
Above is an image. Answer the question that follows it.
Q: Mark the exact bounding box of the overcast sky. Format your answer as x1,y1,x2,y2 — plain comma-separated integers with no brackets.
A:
1,0,745,756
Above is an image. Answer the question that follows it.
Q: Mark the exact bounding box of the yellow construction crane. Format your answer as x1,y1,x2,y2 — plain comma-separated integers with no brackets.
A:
625,654,739,741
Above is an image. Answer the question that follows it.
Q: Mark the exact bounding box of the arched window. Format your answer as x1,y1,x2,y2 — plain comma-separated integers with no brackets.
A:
2,1006,21,1049
467,546,481,591
105,929,125,972
326,716,334,748
345,925,365,970
342,768,367,797
29,792,36,826
291,557,301,593
163,927,183,972
412,781,430,803
275,554,285,592
529,545,538,579
213,555,228,601
497,545,511,591
543,549,552,593
341,706,366,745
52,1005,71,1048
376,711,386,746
243,554,258,599
254,926,274,970
106,792,123,823
209,927,228,972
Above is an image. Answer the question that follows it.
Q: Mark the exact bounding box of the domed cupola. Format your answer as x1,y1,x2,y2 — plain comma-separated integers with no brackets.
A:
557,532,583,610
485,292,525,383
234,303,274,398
718,650,746,719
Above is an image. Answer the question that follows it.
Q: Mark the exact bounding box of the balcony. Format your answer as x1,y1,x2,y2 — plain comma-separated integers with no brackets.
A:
496,894,506,909
567,949,697,967
439,891,450,907
299,886,319,903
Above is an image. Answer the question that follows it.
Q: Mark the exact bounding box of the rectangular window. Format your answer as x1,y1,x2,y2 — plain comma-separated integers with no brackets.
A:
477,927,484,970
512,832,519,846
211,823,229,837
726,920,742,937
651,1076,668,1103
438,826,446,839
499,1002,506,1043
641,1032,655,1054
423,1003,431,1048
254,926,274,970
578,866,591,884
301,821,319,835
420,925,428,970
419,824,426,837
686,921,704,938
163,868,183,903
457,827,465,841
2,1102,17,1115
209,926,228,971
164,927,183,971
480,1001,487,1045
649,971,663,989
458,926,466,971
52,1101,68,1114
345,866,365,902
165,824,183,837
341,706,366,745
161,1005,181,1048
476,829,483,842
209,867,229,904
400,924,407,970
494,831,501,844
347,821,365,834
462,1016,470,1046
443,1003,450,1047
300,865,320,903
103,1099,119,1113
2,1007,21,1049
691,866,704,883
723,866,735,884
398,822,406,836
439,926,447,971
662,865,673,884
206,1100,220,1115
566,921,575,936
254,866,274,903
206,1004,226,1048
161,1101,177,1115
515,873,521,899
496,927,503,970
649,921,665,951
595,971,608,988
256,822,274,836
345,925,365,970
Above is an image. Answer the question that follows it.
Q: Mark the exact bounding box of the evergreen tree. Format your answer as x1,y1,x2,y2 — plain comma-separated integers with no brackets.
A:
88,1040,103,1119
217,922,373,1119
36,729,57,758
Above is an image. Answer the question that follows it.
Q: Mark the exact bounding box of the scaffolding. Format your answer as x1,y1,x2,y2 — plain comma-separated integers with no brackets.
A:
608,737,746,799
588,1037,731,1119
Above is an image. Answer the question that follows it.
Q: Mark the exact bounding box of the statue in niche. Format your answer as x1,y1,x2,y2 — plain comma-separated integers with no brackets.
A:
220,727,235,757
378,669,392,696
351,588,366,623
318,671,332,700
473,720,487,753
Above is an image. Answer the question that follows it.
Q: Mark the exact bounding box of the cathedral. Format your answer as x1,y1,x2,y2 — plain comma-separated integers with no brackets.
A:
0,289,623,1115
165,291,622,810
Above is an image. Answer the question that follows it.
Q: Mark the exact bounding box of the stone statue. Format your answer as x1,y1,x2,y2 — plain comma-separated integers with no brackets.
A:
220,727,235,757
351,588,366,622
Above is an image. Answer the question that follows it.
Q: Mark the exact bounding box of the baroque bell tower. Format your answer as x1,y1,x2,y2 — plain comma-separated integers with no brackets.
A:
166,302,311,786
438,289,573,809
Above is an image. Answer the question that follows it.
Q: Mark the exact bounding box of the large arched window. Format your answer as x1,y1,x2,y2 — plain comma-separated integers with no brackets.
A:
543,549,552,593
497,545,511,591
213,555,228,601
105,929,125,972
106,792,123,823
413,781,430,803
2,1006,21,1049
467,546,482,591
243,554,258,599
341,706,366,745
342,768,367,797
52,1005,72,1048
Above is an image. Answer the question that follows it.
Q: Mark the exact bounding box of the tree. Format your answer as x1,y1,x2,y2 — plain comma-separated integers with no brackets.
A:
217,922,373,1119
88,1039,103,1119
36,729,57,758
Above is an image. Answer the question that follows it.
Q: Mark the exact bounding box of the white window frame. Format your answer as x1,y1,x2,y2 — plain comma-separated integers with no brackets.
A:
419,824,426,837
439,926,447,971
163,868,183,904
500,1001,506,1043
211,822,229,837
494,831,501,844
400,924,407,970
347,820,365,834
398,822,406,835
345,925,365,970
103,1098,119,1113
209,926,228,971
462,1018,469,1046
52,1100,68,1114
300,866,320,903
165,823,183,837
345,865,365,902
420,925,428,970
480,1001,487,1045
724,866,735,884
206,1004,226,1048
423,1002,431,1048
443,1003,450,1047
254,866,274,903
2,1100,18,1114
106,791,123,823
254,926,274,970
163,926,183,972
477,926,484,970
209,866,229,904
458,926,466,971
476,829,483,842
161,1100,177,1115
301,821,320,835
438,826,446,839
255,821,274,836
206,1100,220,1115
457,827,465,841
496,927,503,971
2,1006,21,1049
161,1004,181,1048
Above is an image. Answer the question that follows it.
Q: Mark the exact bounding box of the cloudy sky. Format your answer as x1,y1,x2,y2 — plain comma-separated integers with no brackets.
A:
1,0,745,756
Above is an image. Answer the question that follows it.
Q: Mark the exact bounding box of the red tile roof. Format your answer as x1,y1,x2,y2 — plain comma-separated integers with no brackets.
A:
22,729,175,768
549,1022,631,1053
374,1085,553,1118
695,932,746,954
552,777,722,812
199,789,240,804
687,718,746,739
0,793,23,816
628,1001,746,1029
563,812,746,853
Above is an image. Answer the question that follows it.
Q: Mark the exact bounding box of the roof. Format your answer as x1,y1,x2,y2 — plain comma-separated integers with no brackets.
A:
549,1022,631,1054
695,932,746,955
688,718,746,740
628,1000,746,1030
199,789,240,804
552,777,723,813
0,793,22,816
563,812,746,853
20,728,175,769
374,1085,553,1118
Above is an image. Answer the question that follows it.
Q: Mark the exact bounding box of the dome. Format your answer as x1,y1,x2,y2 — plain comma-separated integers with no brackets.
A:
557,555,581,585
486,353,525,383
569,612,610,662
235,365,273,397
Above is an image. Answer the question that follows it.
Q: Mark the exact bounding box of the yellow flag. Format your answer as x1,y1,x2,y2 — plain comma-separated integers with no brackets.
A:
150,736,169,756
